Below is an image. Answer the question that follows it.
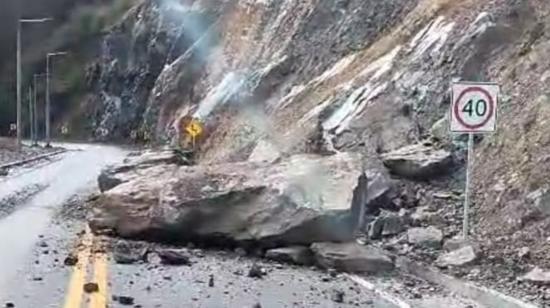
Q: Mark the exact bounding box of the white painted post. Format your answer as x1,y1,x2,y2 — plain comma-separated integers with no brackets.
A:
463,132,474,239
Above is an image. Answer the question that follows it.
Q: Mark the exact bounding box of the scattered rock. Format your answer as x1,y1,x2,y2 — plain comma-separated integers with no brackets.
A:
114,295,135,305
157,249,191,266
331,289,345,303
382,144,453,179
252,303,262,308
248,264,267,278
518,247,530,259
64,254,78,266
443,237,469,252
83,282,99,293
311,242,394,274
367,217,384,240
209,274,214,287
380,211,405,236
4,302,14,308
436,246,478,268
519,267,550,285
265,246,313,265
38,241,48,248
113,240,147,264
407,227,443,249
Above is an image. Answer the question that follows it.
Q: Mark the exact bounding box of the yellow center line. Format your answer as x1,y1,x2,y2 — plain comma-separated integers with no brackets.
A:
89,252,109,308
63,227,92,308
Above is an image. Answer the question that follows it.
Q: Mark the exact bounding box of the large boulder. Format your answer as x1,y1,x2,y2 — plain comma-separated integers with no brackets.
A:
90,152,377,247
381,144,453,179
310,242,394,274
98,149,188,192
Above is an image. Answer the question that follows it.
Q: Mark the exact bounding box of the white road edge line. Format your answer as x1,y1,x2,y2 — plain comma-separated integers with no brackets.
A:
345,274,411,308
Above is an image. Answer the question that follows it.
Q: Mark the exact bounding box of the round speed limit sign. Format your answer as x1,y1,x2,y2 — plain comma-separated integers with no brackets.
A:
450,82,499,133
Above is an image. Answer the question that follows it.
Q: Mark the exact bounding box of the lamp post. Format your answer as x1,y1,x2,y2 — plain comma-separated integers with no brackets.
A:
45,51,67,147
33,73,47,146
17,18,52,149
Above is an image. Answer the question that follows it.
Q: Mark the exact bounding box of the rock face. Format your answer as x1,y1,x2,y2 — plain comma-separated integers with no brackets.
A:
265,246,313,266
382,144,453,179
310,242,394,274
436,246,478,268
407,227,443,249
91,152,373,247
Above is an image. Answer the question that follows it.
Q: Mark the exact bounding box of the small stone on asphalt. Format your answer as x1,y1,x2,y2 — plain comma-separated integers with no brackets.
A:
115,296,135,305
331,289,345,303
83,282,99,293
64,254,78,266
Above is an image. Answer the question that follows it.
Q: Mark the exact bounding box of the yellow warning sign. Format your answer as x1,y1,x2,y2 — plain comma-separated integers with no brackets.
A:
185,119,203,138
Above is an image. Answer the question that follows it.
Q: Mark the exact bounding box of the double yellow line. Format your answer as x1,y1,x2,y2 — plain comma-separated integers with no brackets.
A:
63,226,109,308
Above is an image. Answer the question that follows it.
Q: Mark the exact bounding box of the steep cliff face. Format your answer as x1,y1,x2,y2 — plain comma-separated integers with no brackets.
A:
88,0,550,285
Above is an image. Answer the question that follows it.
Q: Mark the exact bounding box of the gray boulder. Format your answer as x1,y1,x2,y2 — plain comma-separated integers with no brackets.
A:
407,226,443,249
310,242,394,274
265,246,313,265
382,144,453,179
90,152,372,247
436,246,478,268
519,267,550,285
443,236,470,252
98,150,187,192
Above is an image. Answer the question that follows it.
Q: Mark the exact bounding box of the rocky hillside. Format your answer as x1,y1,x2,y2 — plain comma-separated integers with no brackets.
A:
87,0,550,305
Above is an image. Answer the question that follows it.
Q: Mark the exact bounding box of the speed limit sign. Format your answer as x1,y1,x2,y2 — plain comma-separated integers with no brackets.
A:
451,82,499,133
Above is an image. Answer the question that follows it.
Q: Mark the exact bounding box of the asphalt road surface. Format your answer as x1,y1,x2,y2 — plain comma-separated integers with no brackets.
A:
0,143,480,308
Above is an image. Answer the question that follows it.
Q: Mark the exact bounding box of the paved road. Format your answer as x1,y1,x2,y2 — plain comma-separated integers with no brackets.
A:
0,143,481,308
0,143,127,307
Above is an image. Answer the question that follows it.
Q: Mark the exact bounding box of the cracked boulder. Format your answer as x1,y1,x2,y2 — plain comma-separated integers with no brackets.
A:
311,242,394,274
98,149,188,192
381,144,453,179
90,152,377,247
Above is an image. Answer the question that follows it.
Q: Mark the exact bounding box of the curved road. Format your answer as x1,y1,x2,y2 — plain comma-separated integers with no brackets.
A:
0,143,479,308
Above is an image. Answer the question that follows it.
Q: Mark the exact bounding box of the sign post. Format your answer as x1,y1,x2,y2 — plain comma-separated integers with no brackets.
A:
185,119,203,149
450,82,499,239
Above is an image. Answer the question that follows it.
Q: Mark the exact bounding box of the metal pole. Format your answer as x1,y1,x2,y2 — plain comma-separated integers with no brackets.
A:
28,87,33,143
33,75,38,145
45,56,51,147
16,22,22,149
463,132,474,239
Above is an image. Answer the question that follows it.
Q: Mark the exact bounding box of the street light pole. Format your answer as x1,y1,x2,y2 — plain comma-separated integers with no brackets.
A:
27,87,33,143
45,51,67,147
32,73,45,146
16,18,52,149
16,22,21,149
